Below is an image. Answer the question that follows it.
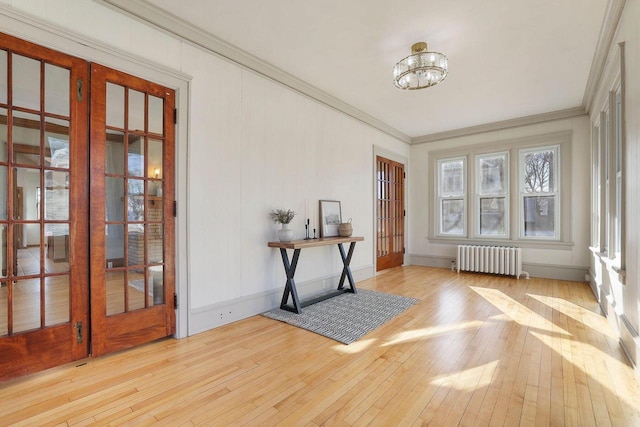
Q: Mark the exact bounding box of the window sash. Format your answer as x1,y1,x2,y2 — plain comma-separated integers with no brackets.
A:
437,157,466,236
519,145,560,240
476,152,508,237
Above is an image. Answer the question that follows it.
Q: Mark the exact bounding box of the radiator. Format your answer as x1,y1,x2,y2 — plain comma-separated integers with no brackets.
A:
457,245,529,279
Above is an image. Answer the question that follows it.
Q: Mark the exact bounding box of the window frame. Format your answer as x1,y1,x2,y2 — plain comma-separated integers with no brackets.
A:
429,131,572,248
436,156,467,237
518,145,560,241
474,151,509,239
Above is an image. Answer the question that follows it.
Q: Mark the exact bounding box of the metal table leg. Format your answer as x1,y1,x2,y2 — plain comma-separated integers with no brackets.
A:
337,242,357,293
279,248,302,313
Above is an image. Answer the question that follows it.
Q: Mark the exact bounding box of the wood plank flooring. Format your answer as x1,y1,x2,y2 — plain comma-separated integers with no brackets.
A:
1,266,639,426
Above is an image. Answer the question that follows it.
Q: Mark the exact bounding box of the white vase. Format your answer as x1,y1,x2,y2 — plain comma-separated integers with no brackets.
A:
278,223,294,242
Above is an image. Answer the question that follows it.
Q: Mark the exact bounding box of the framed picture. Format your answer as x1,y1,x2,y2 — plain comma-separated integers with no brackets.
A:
319,200,341,237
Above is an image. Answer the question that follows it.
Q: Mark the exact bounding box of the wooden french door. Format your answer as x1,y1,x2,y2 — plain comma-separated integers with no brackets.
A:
89,64,175,356
376,156,405,271
0,34,90,380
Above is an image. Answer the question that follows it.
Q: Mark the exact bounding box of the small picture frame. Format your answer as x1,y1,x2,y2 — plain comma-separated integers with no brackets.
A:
319,200,341,237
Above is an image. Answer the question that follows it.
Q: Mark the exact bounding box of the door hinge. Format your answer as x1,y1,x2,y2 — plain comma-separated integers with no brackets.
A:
76,78,84,102
174,293,178,308
174,108,177,124
403,247,406,254
404,209,406,217
403,172,406,179
74,321,83,343
173,200,177,217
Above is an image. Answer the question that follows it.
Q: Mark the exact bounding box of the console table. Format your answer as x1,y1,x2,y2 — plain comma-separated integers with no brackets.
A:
268,236,364,314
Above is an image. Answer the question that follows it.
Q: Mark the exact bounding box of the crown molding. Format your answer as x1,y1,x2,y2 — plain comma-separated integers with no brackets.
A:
96,0,412,144
582,0,627,113
411,107,586,145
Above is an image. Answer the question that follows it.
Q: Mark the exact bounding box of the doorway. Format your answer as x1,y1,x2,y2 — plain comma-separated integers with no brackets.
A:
0,33,176,381
376,156,405,271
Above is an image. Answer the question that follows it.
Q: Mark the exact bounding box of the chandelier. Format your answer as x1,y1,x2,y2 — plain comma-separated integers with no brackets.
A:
393,42,448,90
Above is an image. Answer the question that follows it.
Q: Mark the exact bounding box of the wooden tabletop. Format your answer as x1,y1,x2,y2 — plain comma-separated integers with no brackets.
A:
268,236,364,249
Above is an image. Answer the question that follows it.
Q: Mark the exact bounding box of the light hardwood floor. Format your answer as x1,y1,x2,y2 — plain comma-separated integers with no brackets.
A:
1,266,639,426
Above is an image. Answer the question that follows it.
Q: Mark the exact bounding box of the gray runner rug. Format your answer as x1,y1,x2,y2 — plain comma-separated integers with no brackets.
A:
262,289,419,344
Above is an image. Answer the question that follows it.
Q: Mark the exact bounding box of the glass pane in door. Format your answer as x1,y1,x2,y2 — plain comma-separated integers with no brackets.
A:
127,269,145,311
45,275,69,326
13,278,41,333
12,111,41,165
12,54,40,111
148,96,163,135
128,89,145,132
45,117,70,169
106,271,125,316
44,63,70,117
45,224,69,273
106,83,124,129
16,224,40,275
44,170,70,220
0,108,7,162
106,131,125,174
0,50,7,104
0,280,6,336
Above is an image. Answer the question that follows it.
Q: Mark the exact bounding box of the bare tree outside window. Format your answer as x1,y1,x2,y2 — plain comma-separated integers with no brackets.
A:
523,150,554,193
522,147,557,237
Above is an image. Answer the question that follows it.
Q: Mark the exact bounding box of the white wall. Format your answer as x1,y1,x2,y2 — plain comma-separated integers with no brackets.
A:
0,1,409,334
182,41,408,326
589,0,640,370
409,115,591,280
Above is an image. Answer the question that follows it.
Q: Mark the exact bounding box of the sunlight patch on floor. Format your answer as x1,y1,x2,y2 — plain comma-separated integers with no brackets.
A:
530,330,640,412
471,286,571,336
527,293,616,338
382,320,488,347
429,360,499,392
332,338,377,354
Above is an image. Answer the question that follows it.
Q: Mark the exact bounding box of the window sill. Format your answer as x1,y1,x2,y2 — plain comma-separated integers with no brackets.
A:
590,247,626,284
427,236,575,250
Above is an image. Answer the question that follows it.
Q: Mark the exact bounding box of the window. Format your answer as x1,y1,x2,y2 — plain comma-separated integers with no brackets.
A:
614,91,622,258
591,124,600,248
476,152,508,237
590,42,625,269
430,132,570,246
437,157,465,236
520,146,559,239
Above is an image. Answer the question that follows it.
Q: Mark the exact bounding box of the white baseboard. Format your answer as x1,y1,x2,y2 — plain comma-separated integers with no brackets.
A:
591,276,639,376
188,265,375,335
408,254,455,269
619,315,639,376
408,254,588,281
521,262,588,282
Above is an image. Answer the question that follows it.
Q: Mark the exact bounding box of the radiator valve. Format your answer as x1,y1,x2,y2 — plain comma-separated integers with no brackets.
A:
450,260,456,271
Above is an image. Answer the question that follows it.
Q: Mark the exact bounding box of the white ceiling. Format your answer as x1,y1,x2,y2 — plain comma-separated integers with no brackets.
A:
143,0,608,139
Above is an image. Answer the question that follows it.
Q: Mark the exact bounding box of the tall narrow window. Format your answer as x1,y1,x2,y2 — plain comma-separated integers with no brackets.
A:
437,157,466,236
520,146,559,239
614,92,622,259
591,125,600,248
476,152,508,237
603,111,610,254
